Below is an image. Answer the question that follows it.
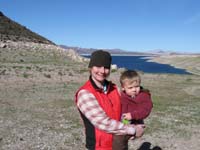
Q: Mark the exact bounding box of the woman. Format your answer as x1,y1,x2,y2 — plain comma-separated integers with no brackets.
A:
75,50,144,150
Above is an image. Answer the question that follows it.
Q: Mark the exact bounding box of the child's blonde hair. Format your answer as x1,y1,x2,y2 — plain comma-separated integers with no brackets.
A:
120,70,141,86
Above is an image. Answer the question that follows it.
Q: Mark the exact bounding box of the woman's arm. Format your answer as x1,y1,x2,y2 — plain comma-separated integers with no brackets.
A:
77,89,136,135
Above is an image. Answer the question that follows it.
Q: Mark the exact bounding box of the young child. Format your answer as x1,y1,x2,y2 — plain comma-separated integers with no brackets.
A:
112,70,153,150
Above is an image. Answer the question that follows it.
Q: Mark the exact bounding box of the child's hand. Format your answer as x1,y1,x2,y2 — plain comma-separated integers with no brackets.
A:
123,113,132,120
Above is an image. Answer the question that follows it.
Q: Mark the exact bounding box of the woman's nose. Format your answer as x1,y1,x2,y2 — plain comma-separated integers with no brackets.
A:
99,67,105,72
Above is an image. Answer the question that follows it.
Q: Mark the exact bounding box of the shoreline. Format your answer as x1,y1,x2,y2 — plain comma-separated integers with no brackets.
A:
81,53,200,75
147,54,200,75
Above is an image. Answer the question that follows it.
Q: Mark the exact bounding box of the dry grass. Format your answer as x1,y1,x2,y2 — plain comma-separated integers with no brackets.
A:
0,49,200,149
110,71,200,150
149,55,200,75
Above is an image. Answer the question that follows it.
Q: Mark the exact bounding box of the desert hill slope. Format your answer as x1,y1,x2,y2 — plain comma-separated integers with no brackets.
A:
0,11,86,65
0,11,53,44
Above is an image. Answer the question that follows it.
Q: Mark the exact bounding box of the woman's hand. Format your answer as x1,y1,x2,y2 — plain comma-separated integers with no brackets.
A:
134,124,145,138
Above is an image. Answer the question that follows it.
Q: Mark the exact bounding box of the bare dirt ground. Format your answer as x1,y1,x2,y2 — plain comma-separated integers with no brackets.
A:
0,57,200,150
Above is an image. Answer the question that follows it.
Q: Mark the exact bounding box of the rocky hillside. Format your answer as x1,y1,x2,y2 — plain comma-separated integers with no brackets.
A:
0,11,87,64
0,11,54,44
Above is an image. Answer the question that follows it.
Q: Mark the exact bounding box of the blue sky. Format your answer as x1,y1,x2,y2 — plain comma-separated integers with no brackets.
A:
1,0,200,53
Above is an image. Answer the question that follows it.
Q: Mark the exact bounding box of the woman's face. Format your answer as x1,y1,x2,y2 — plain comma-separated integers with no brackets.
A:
90,66,110,83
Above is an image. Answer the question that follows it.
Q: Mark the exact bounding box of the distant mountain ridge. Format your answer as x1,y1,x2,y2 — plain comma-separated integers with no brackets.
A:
0,11,54,44
60,45,154,56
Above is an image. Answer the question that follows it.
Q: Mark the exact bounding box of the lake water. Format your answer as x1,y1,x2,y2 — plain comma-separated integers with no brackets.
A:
83,55,191,74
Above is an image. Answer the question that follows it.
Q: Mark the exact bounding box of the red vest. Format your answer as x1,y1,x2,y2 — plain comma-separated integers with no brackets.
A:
75,80,121,150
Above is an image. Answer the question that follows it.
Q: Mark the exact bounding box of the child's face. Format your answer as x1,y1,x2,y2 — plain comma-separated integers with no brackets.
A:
122,81,140,98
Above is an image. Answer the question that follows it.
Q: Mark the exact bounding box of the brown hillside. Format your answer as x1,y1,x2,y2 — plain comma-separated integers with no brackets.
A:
0,11,54,44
